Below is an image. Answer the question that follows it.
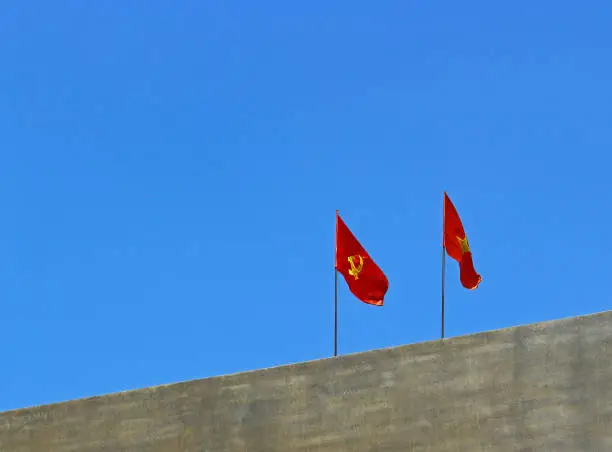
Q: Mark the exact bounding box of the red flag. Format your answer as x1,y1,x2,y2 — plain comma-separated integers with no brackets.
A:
443,192,482,290
335,212,389,306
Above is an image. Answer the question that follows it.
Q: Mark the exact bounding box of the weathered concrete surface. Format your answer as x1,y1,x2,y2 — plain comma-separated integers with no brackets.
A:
2,311,612,451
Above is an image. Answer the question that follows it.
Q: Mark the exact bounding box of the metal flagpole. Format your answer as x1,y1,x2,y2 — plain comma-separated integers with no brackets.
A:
334,209,339,356
441,193,446,339
441,243,446,339
334,269,338,356
334,210,339,356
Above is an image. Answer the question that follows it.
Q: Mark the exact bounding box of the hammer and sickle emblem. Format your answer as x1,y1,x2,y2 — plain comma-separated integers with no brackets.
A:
347,255,364,280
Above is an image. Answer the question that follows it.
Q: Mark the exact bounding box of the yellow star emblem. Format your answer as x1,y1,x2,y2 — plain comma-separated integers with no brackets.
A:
457,236,471,254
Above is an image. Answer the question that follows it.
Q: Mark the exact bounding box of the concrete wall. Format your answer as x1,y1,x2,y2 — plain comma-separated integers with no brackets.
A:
1,311,612,451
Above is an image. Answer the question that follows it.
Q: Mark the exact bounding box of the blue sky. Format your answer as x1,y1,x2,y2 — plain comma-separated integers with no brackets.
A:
1,1,611,411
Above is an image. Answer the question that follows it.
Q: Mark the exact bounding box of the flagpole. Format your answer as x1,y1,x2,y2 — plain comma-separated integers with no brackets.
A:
441,244,446,339
441,193,446,339
334,269,338,356
334,210,339,357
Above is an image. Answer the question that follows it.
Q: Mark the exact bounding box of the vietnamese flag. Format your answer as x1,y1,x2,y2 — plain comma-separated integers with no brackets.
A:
335,212,389,306
443,192,482,290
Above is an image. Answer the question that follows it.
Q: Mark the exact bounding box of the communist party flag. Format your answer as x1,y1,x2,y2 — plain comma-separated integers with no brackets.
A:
443,192,482,290
335,212,389,306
